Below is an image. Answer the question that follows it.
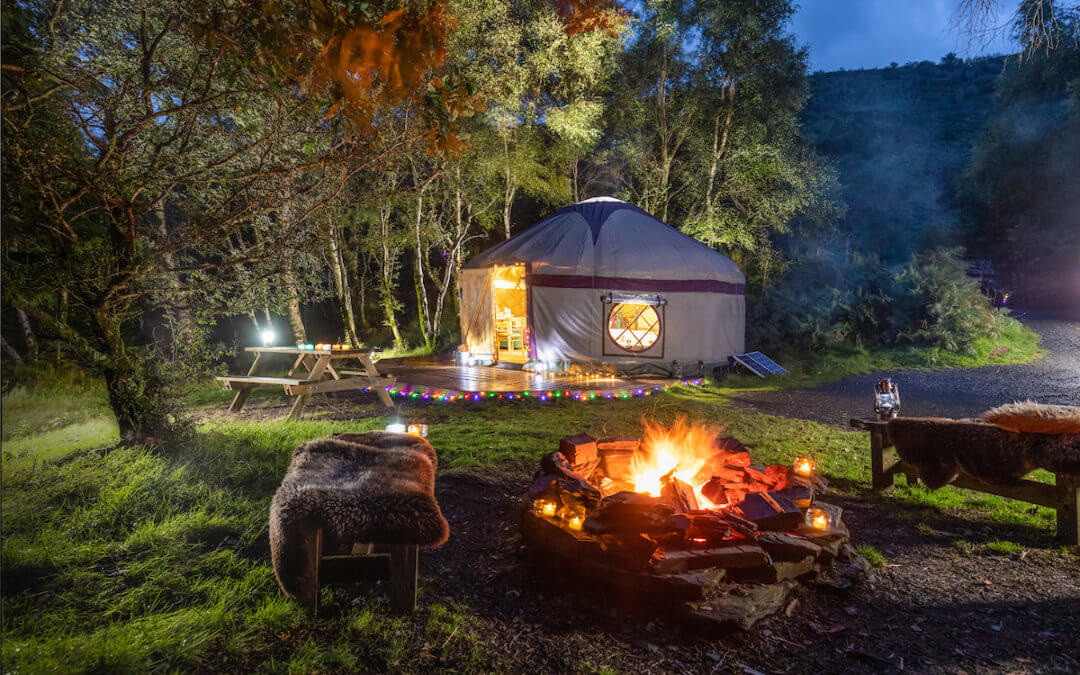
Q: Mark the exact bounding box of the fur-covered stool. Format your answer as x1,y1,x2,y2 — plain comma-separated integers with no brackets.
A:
269,431,449,613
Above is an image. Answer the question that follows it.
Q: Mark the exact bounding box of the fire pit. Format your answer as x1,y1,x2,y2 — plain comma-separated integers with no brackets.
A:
521,419,871,632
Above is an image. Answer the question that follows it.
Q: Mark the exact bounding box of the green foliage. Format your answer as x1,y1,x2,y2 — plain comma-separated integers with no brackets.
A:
600,0,841,280
749,248,1017,357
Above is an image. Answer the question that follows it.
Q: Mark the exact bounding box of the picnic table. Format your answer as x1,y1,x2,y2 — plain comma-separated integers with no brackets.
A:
216,346,395,419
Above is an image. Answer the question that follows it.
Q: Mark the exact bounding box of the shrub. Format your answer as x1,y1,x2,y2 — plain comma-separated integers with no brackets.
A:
748,247,1004,356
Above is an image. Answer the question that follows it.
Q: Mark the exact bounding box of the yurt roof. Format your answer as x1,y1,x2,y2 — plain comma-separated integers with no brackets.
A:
463,197,743,283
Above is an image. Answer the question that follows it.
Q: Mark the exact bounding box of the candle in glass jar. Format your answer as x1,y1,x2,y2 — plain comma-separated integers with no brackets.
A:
794,457,816,476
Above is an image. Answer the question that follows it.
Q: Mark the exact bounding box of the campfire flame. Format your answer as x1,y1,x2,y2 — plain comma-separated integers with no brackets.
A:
632,417,726,509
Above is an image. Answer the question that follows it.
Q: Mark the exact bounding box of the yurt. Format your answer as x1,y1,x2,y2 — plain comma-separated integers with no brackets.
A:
457,197,745,374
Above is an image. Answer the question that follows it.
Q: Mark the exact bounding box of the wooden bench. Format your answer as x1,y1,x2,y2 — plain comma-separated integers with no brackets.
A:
310,534,418,615
851,418,1080,544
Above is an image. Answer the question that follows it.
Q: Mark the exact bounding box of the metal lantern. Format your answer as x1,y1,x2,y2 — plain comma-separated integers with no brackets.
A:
873,378,901,419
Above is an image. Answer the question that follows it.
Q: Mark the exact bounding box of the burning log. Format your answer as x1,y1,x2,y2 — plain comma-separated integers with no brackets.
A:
713,435,750,456
685,512,734,543
559,433,598,466
584,491,689,537
539,451,602,505
597,437,640,452
714,508,759,538
598,448,635,482
735,492,804,530
660,474,700,512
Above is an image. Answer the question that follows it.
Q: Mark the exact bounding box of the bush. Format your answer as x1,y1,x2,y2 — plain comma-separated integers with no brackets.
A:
749,247,1005,356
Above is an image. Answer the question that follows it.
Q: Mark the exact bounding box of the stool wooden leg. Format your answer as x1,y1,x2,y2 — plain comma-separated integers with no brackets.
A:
311,528,322,616
1057,473,1079,545
389,544,418,612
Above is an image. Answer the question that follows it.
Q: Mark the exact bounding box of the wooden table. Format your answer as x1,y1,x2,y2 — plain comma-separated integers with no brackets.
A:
851,417,1079,544
216,347,395,419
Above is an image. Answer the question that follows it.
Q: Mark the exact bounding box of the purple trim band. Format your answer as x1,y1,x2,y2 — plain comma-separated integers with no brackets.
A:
530,274,745,295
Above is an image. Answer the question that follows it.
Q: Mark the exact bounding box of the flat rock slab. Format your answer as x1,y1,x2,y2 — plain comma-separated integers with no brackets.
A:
683,580,800,634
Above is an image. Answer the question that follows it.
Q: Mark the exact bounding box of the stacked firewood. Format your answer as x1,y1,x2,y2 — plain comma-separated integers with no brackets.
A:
528,433,833,575
523,432,871,632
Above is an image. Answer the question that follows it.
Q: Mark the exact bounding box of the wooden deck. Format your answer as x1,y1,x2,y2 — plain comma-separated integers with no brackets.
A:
380,360,687,395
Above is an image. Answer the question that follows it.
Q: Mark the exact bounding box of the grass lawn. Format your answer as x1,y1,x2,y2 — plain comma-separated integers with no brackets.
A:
0,344,1066,672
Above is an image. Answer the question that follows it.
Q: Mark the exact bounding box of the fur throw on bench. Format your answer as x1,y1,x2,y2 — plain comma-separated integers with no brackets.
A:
984,400,1080,435
888,409,1080,489
269,432,449,601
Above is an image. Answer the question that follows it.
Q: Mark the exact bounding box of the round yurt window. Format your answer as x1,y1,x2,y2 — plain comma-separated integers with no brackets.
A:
607,303,661,352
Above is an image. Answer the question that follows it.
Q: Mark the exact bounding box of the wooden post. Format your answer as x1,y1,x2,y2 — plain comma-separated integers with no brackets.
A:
389,544,419,612
1057,473,1080,546
229,352,264,412
290,354,332,420
360,353,395,408
311,528,323,616
870,429,894,493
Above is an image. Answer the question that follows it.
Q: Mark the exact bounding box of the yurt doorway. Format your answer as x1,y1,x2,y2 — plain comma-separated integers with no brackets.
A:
492,264,528,363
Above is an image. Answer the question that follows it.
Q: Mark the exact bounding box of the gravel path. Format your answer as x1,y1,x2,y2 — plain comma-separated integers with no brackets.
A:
731,311,1080,427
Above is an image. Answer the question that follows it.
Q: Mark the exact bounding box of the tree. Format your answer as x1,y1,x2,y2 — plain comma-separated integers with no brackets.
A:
0,0,420,439
603,0,840,280
954,0,1080,55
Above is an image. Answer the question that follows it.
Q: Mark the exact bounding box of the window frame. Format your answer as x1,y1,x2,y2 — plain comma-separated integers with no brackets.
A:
602,297,665,358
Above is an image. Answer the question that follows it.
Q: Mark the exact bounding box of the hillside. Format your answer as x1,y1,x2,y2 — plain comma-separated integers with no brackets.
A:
802,56,1010,263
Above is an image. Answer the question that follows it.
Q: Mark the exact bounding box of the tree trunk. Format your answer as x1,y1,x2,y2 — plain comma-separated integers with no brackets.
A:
502,135,515,239
154,201,193,347
380,202,403,348
283,258,307,344
2,335,25,365
101,362,169,443
16,308,38,362
328,221,360,347
572,155,580,203
56,287,69,361
412,190,433,348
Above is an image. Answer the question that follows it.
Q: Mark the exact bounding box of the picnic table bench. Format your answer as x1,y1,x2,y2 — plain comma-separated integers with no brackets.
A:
217,346,395,419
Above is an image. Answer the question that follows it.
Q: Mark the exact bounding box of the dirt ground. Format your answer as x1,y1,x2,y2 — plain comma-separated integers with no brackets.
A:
731,312,1080,427
394,470,1079,674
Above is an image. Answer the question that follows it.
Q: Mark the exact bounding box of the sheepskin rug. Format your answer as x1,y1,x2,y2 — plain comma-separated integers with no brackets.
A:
984,400,1080,435
270,432,449,601
887,415,1080,488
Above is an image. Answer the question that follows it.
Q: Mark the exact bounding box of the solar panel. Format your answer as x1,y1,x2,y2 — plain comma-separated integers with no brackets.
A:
732,351,788,377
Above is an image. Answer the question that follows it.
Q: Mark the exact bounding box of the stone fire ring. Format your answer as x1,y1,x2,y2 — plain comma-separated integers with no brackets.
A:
520,434,874,634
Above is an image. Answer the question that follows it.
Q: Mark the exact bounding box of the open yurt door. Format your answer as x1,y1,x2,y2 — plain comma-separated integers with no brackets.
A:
491,264,528,363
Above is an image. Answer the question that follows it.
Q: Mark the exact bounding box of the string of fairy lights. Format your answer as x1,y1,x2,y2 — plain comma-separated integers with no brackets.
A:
357,379,707,403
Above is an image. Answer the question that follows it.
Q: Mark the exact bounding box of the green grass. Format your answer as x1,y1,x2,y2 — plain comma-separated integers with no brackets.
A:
856,543,887,569
984,539,1028,555
0,359,1064,672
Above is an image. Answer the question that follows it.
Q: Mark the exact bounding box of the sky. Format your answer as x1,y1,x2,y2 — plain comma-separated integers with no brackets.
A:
789,0,1018,72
